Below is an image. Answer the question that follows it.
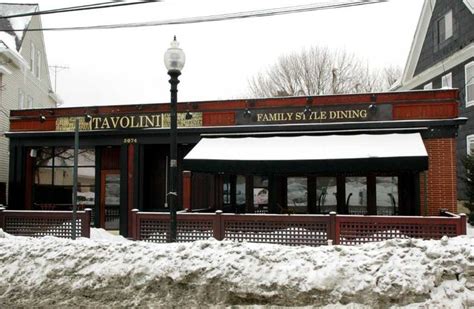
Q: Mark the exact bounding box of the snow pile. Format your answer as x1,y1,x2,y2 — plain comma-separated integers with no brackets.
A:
90,228,128,242
0,235,472,307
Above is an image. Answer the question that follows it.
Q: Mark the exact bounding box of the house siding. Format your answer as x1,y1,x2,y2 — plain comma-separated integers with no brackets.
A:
0,14,56,204
414,0,474,77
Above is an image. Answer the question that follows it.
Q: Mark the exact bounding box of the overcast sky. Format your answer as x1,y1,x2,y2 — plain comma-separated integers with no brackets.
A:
17,0,424,107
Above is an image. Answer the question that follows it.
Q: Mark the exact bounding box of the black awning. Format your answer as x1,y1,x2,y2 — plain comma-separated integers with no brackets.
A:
183,133,429,174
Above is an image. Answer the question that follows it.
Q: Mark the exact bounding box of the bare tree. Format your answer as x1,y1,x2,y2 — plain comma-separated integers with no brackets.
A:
248,46,401,97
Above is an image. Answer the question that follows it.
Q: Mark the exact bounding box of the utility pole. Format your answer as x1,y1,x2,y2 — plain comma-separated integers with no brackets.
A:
49,65,69,93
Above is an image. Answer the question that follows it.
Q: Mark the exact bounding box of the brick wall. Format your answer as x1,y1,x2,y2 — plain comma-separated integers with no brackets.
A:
420,138,457,215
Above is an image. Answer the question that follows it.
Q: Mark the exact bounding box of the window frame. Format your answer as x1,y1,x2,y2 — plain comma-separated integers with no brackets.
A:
466,61,474,107
437,10,453,44
36,49,41,80
30,42,35,75
466,135,474,155
441,72,452,88
26,95,33,109
18,89,25,109
33,147,96,206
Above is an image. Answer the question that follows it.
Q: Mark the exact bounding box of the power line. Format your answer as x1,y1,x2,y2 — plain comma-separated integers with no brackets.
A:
0,1,159,19
0,0,386,32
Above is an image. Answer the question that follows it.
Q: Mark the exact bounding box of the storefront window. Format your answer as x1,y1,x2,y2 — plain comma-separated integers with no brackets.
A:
33,147,96,208
253,176,268,213
316,177,337,213
236,175,246,206
376,176,398,215
223,175,231,205
346,176,367,215
287,177,307,213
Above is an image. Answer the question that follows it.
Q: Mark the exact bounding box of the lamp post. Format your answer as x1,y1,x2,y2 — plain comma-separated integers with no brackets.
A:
164,36,185,242
72,114,92,240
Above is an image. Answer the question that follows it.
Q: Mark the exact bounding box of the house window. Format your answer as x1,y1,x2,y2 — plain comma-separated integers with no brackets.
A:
466,62,474,107
437,10,453,44
33,147,96,207
423,82,433,90
441,72,452,88
467,135,474,155
30,42,35,75
26,95,33,108
36,50,41,79
18,89,25,109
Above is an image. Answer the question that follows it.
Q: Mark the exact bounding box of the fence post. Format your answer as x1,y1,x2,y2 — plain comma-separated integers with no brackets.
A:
214,210,223,240
460,213,467,235
131,209,139,240
329,211,339,245
0,207,4,232
83,208,92,238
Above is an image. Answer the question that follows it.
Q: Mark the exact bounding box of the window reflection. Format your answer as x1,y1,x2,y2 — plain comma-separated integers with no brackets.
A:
236,175,246,206
253,176,268,213
316,177,337,214
35,147,53,166
287,177,307,213
33,147,96,207
34,168,52,185
376,176,398,215
346,176,367,215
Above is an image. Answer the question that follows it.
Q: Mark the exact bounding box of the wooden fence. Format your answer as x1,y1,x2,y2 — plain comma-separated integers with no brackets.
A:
130,209,467,246
0,207,91,238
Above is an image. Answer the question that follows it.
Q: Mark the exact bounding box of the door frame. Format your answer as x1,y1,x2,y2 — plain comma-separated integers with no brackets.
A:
100,169,120,228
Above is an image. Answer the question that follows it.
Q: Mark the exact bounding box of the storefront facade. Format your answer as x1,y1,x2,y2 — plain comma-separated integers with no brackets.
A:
7,89,465,236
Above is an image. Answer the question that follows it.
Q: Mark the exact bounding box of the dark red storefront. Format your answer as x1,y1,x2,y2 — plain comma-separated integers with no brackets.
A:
6,89,465,237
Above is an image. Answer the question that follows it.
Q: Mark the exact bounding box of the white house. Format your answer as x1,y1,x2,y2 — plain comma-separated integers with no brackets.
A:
0,3,59,204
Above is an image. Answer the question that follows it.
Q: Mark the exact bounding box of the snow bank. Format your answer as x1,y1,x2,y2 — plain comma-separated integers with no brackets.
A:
0,235,473,307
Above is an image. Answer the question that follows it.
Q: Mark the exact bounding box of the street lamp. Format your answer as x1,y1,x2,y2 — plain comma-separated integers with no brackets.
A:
164,36,185,242
72,114,92,240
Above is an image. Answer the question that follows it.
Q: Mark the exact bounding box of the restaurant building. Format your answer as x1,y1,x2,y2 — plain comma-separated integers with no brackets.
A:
6,89,465,236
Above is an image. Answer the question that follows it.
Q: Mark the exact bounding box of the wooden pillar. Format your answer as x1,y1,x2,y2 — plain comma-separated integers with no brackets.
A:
367,174,376,215
214,174,224,210
230,175,237,212
24,148,33,210
182,171,192,211
245,175,254,213
308,176,317,214
336,175,346,214
127,144,135,235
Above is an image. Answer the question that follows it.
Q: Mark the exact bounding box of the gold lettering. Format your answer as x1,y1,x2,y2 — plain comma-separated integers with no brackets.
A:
120,116,131,128
257,114,263,122
100,118,110,129
91,117,100,129
110,117,120,128
130,116,139,128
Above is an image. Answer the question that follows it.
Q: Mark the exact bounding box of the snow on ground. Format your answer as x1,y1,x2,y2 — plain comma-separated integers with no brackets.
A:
0,229,473,307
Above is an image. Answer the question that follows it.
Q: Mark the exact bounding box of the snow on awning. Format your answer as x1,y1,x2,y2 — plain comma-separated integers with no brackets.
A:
183,133,429,174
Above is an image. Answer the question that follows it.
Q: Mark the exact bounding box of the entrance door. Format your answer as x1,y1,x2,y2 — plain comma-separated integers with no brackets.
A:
100,170,120,229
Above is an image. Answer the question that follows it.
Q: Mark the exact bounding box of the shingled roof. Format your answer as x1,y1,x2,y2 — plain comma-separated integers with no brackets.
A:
0,3,38,51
